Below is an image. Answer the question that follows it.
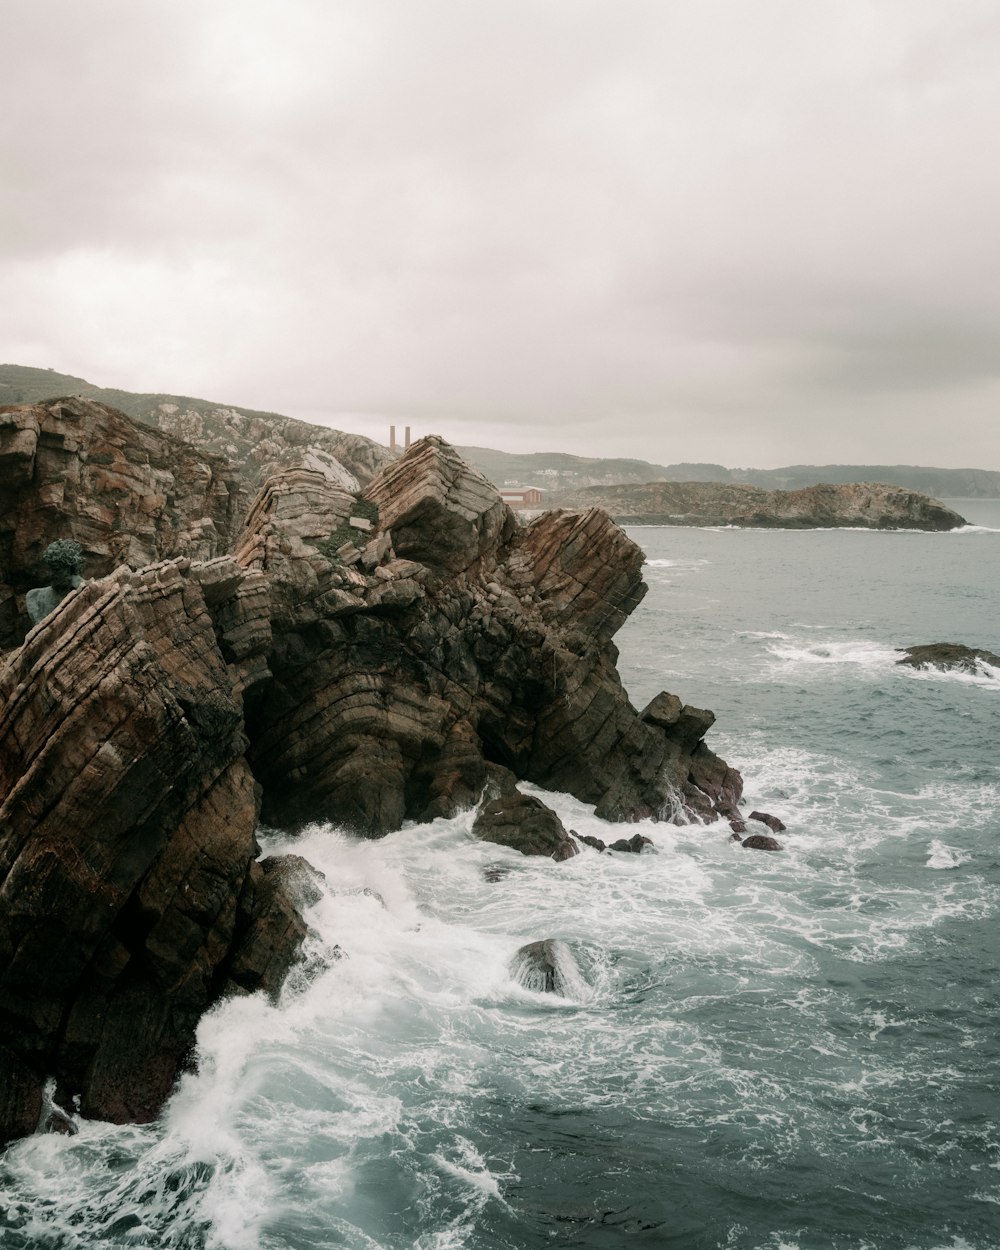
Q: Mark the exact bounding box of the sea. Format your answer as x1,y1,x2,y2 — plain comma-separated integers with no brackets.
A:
2,501,998,1250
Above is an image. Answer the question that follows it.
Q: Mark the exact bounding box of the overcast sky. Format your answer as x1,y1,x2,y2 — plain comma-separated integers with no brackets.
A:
2,1,999,467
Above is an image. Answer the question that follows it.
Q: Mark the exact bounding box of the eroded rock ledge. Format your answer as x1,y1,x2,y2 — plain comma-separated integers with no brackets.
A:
0,410,742,1143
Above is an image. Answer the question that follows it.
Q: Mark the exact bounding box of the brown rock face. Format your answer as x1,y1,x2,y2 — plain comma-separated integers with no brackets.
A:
238,435,742,834
0,557,305,1141
0,397,246,649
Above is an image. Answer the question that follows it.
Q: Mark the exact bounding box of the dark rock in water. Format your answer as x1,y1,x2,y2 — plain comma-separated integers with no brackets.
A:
483,865,512,883
729,818,748,834
742,834,783,851
0,1044,44,1146
896,642,1000,674
749,810,787,833
510,939,585,996
474,792,579,860
608,834,654,854
43,1103,78,1136
577,834,607,852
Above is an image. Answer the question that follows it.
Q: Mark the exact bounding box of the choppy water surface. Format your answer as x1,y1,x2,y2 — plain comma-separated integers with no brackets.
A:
3,507,999,1250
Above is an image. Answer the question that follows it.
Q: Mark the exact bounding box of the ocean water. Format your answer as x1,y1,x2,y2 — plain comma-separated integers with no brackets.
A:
2,502,999,1250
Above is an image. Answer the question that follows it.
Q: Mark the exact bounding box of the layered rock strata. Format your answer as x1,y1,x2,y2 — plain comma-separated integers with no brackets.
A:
0,557,305,1142
0,417,744,1145
0,397,246,650
238,435,742,833
549,480,967,531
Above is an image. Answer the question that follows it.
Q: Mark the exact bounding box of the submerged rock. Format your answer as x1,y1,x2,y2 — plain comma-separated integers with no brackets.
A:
510,939,587,997
896,642,1000,674
607,834,654,854
749,811,787,833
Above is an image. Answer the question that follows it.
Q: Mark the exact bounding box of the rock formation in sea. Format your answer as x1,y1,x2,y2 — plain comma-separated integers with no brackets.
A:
896,642,1000,674
0,398,744,1143
548,480,967,531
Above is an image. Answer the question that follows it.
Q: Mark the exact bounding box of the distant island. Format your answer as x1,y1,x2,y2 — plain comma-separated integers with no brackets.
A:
543,480,967,531
457,446,1000,500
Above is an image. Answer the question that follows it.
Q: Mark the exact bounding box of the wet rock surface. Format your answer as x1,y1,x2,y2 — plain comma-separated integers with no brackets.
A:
896,642,1000,674
473,792,579,860
742,834,784,851
749,811,787,833
0,558,305,1141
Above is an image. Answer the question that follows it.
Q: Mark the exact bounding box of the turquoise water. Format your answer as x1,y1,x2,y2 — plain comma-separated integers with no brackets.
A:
2,508,998,1249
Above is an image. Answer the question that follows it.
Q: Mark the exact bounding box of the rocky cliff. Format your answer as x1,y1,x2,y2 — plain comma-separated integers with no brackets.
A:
236,437,741,833
0,556,306,1141
0,397,247,650
548,480,967,530
0,408,743,1144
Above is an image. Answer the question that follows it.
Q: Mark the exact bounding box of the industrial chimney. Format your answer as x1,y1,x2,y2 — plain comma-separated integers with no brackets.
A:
389,425,396,451
404,425,411,449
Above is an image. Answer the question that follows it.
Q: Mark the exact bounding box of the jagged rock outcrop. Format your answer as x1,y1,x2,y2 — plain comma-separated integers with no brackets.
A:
237,435,742,833
0,397,247,650
896,642,1000,674
0,557,305,1142
0,422,745,1144
742,834,783,852
549,480,967,531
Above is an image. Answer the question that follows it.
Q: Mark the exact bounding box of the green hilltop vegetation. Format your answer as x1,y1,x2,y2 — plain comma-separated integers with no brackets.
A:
3,364,997,496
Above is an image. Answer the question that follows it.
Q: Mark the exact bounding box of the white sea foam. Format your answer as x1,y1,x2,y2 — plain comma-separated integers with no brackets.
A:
925,840,972,870
766,637,900,672
901,659,1000,689
643,556,710,568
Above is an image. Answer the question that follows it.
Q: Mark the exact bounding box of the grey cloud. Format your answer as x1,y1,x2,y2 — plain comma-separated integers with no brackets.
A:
2,0,1000,467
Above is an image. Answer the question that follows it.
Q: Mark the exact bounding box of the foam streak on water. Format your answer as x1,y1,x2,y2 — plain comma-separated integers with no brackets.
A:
2,519,999,1249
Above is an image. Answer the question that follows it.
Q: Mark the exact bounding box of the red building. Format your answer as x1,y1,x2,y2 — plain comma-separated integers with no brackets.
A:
499,487,545,508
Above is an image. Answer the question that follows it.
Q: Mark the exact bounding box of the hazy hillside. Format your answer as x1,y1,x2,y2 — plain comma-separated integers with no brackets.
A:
3,366,997,497
458,445,1000,498
0,364,393,487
